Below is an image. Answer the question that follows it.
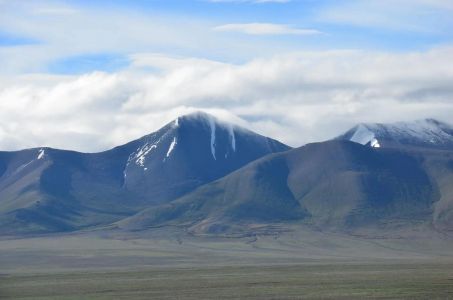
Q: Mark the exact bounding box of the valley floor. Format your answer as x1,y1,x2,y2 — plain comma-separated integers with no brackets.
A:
1,227,453,299
2,262,453,299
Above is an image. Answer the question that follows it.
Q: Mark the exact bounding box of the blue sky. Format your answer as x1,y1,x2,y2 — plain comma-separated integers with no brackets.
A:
0,0,453,151
1,0,453,74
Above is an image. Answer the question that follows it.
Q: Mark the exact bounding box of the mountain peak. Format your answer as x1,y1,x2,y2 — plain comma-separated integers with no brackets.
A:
337,118,453,150
180,110,215,121
120,110,290,205
171,111,236,160
177,111,236,130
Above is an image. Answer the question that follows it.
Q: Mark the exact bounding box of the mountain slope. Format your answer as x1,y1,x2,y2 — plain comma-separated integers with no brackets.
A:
417,148,453,231
119,140,440,234
0,112,290,234
122,112,291,205
0,147,136,234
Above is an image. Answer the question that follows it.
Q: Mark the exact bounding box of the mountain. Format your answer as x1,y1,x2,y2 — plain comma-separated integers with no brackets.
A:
122,112,290,205
118,141,433,233
0,147,133,234
3,116,453,237
120,138,453,235
0,112,290,235
336,119,453,150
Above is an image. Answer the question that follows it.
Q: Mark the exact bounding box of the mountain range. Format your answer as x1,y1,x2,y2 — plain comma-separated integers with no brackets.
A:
1,113,452,236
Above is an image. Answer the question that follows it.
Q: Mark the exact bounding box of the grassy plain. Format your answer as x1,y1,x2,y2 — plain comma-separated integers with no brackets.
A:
2,263,453,299
1,227,453,299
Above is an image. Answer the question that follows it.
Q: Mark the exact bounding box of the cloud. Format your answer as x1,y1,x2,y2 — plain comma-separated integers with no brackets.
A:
1,0,452,77
0,32,39,47
1,46,453,151
48,53,130,74
32,7,79,15
316,0,453,32
1,0,452,154
213,23,321,35
0,1,304,75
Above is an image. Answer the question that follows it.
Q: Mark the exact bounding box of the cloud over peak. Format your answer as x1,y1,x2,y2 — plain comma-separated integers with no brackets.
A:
1,47,452,152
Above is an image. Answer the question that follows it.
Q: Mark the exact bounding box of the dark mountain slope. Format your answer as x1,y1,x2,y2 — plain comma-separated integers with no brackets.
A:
119,140,438,234
417,148,453,231
285,142,434,227
0,148,135,234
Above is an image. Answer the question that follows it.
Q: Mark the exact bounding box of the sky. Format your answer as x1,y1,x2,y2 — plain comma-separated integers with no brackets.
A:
1,0,453,151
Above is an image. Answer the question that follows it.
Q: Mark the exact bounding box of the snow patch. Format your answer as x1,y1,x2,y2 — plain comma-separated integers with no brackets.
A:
127,123,177,171
37,149,45,160
182,111,246,158
349,125,376,146
208,117,217,160
370,138,381,148
166,137,177,158
174,117,179,127
382,119,453,145
135,144,157,166
228,125,236,152
347,119,453,148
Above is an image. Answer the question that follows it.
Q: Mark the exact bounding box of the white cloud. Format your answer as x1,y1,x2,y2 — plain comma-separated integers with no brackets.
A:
317,0,453,32
0,1,285,74
213,23,321,35
32,7,79,15
1,47,453,151
408,0,453,10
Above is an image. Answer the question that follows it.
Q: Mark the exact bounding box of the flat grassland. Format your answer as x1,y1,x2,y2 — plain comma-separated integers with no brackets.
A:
1,263,453,299
1,228,453,299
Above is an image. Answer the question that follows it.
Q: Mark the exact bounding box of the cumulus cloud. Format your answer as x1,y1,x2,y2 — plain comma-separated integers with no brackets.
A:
213,23,321,35
0,47,453,152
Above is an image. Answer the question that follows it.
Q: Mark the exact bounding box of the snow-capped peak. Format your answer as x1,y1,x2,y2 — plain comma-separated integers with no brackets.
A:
340,118,453,149
180,111,239,158
349,124,377,146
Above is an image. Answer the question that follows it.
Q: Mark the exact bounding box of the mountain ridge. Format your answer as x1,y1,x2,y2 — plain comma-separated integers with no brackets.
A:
1,115,453,236
336,118,453,150
120,140,443,235
0,111,291,235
